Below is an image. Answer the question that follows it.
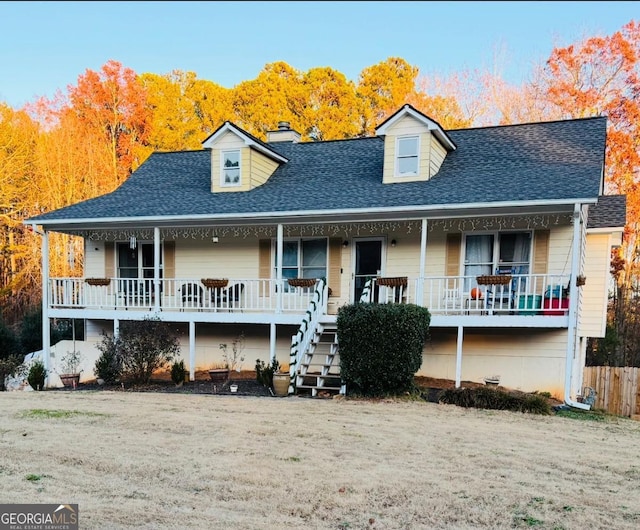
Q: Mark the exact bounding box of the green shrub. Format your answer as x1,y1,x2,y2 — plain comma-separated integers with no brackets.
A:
438,387,551,415
0,317,21,391
337,303,430,396
94,334,122,384
171,359,187,385
96,317,180,385
255,358,280,388
27,359,47,390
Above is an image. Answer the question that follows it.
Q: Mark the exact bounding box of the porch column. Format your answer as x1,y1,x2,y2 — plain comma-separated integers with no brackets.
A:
455,325,463,388
114,319,119,338
269,322,277,363
417,219,427,306
276,224,283,313
41,228,50,385
189,321,196,381
565,204,582,401
153,227,160,312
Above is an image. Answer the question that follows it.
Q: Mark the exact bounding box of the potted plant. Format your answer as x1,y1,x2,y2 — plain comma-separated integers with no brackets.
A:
229,382,239,393
170,359,187,387
59,350,82,388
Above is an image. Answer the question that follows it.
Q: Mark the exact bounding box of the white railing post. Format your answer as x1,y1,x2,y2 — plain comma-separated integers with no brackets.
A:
289,278,327,394
417,219,427,306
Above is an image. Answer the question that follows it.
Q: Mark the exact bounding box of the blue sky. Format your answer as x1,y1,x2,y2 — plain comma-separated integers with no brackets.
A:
0,1,636,109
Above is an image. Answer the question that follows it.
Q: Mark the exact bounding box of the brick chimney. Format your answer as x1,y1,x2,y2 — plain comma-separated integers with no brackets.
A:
266,121,301,143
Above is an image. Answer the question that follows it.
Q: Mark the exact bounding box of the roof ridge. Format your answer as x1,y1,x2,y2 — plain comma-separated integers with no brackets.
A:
448,115,606,133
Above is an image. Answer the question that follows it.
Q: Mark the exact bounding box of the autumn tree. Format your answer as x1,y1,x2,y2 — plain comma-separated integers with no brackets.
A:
141,70,231,151
299,67,360,140
534,21,640,365
67,60,151,188
232,62,306,139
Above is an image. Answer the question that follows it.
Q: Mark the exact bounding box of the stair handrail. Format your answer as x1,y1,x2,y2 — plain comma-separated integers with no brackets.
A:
289,278,328,394
359,278,374,303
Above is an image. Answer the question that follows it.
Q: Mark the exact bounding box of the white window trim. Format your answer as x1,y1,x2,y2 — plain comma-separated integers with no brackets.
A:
220,149,241,187
461,230,533,276
394,135,420,177
273,237,329,287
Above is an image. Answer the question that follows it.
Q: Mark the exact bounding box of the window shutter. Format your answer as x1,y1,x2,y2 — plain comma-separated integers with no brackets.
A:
328,238,342,298
258,239,271,296
105,242,114,278
445,233,461,277
532,230,549,275
163,241,175,278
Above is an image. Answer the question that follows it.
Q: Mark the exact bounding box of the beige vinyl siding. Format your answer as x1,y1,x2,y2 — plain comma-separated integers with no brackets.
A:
547,225,573,275
383,232,421,279
429,136,447,177
210,131,247,193
250,150,279,189
578,233,611,337
382,114,431,184
328,238,342,298
83,240,107,278
422,328,568,397
175,237,258,280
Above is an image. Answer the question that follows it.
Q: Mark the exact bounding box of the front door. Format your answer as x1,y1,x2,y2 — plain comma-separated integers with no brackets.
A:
353,239,383,302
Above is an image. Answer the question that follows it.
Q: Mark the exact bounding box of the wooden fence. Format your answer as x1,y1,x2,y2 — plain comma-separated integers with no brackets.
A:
582,366,640,418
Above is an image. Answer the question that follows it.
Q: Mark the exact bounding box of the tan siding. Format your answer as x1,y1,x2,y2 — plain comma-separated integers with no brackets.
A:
250,150,279,189
382,114,433,185
429,137,447,177
164,241,175,279
578,233,610,337
84,240,105,278
211,141,250,193
547,225,572,274
382,135,395,182
104,242,115,278
175,238,257,279
385,114,428,135
213,130,245,149
258,239,271,296
445,233,462,277
422,328,568,397
328,238,342,298
210,150,220,192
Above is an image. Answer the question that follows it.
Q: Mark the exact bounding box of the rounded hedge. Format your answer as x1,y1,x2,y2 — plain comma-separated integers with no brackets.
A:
337,303,430,396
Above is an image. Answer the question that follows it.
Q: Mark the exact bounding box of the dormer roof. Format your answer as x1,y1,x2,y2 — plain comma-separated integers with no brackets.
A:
201,121,289,164
375,103,456,151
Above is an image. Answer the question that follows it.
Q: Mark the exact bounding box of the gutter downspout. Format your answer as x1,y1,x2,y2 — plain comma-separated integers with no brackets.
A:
564,204,590,410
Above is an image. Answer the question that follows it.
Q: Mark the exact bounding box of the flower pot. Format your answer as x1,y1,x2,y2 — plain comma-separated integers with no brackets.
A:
272,372,290,397
230,383,239,393
60,373,80,388
208,368,229,382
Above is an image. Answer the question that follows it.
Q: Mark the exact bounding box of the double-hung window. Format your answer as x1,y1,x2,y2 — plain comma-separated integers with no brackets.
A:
463,232,532,290
275,238,327,290
221,150,241,186
395,136,419,176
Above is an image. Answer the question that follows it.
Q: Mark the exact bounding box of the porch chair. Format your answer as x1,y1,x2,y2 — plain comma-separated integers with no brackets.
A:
179,283,203,310
443,287,463,314
216,282,245,311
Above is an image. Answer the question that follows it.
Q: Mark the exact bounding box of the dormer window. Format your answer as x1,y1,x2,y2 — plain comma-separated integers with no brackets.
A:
221,150,241,186
395,136,419,176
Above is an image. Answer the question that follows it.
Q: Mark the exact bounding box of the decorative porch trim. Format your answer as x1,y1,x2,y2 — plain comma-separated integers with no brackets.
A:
62,213,573,241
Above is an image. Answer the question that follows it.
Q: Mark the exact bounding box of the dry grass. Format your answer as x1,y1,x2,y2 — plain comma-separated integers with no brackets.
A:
1,391,639,529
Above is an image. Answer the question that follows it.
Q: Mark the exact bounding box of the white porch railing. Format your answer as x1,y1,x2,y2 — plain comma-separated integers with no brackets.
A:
50,273,572,316
362,274,572,315
289,278,328,394
50,278,319,313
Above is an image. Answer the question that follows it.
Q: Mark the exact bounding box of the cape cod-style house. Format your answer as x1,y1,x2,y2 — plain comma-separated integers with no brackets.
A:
25,104,625,405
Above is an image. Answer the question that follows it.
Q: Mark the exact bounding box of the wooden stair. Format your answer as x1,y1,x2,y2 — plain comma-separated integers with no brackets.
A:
295,322,342,397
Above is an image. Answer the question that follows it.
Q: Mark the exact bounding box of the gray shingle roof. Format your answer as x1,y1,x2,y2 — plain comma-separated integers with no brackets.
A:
29,116,608,224
587,195,626,228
